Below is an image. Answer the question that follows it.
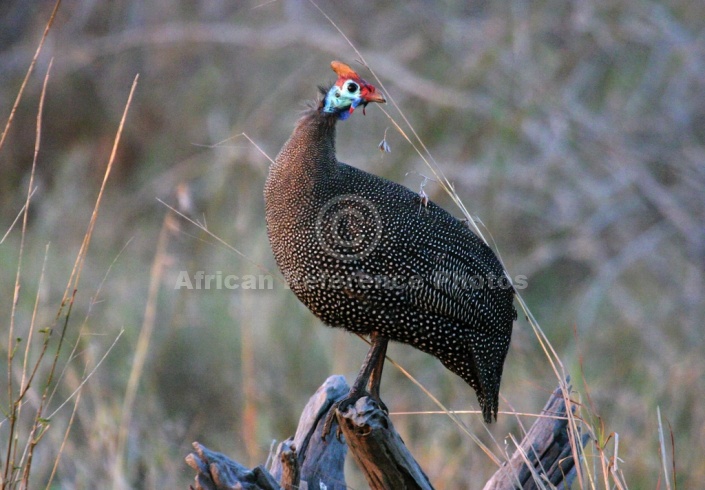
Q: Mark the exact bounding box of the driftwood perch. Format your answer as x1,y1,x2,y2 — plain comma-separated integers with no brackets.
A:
483,380,589,490
186,375,349,490
269,375,348,489
186,375,587,490
337,396,433,489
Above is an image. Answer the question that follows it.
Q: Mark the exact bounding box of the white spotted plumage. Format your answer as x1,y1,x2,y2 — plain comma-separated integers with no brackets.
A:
264,79,516,423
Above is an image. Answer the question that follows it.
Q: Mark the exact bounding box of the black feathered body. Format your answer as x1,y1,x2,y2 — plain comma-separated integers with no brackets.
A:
264,103,516,422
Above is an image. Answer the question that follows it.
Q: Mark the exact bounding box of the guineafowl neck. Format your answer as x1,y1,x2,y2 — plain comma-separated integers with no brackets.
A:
270,110,339,185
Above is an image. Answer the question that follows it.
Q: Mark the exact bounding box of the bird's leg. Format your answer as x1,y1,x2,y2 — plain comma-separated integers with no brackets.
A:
322,332,389,440
366,332,389,413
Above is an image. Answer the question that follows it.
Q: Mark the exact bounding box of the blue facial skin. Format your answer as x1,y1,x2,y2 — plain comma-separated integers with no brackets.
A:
323,82,363,120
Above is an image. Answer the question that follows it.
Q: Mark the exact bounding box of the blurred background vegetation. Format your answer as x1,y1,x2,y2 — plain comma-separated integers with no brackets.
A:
1,0,703,488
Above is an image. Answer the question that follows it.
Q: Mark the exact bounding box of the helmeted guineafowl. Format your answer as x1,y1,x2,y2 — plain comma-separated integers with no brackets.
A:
264,61,516,427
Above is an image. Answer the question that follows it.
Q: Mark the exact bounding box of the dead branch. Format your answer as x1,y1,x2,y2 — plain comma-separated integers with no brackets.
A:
186,376,586,490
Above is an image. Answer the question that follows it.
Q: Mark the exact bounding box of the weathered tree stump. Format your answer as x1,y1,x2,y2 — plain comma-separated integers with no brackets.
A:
186,443,281,490
268,375,348,489
483,380,589,490
337,396,433,489
186,375,587,490
186,375,349,490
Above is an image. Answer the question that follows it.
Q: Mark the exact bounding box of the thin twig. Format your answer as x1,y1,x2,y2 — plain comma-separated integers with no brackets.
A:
0,0,61,153
46,329,125,489
3,55,54,490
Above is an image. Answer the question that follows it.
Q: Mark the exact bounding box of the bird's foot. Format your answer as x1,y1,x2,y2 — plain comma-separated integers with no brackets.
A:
321,390,389,441
322,391,360,442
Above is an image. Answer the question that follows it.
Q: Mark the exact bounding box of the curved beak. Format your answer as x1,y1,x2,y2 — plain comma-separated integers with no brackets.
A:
363,91,386,104
350,83,386,116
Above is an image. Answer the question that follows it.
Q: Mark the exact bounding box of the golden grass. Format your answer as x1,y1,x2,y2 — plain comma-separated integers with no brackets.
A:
1,4,138,487
1,0,697,488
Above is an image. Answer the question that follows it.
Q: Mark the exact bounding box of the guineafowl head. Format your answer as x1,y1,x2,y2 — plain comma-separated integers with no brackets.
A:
322,61,386,120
